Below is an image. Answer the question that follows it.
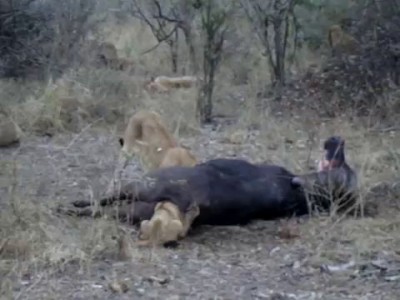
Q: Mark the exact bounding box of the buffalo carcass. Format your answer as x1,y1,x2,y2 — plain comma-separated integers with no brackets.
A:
70,158,309,226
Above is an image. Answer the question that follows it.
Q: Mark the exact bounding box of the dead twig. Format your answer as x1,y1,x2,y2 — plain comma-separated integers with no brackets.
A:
64,118,103,151
140,24,179,55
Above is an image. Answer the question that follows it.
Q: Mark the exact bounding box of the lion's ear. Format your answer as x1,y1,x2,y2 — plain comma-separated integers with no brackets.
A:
154,201,166,211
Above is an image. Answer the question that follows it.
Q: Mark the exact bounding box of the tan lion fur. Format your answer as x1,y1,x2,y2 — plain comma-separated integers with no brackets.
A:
144,76,198,93
119,110,178,172
159,146,197,168
137,201,200,247
106,110,197,196
93,42,134,72
328,25,360,56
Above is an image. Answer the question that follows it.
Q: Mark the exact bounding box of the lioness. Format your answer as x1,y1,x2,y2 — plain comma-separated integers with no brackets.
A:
118,110,198,171
118,110,178,171
160,146,197,168
328,25,360,56
137,201,200,247
144,76,198,93
106,110,197,196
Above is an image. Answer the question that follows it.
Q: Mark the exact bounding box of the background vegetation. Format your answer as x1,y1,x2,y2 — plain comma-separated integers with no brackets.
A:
0,0,399,298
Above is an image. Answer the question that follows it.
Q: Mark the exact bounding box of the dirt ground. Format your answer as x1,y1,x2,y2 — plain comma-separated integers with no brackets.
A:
1,124,400,300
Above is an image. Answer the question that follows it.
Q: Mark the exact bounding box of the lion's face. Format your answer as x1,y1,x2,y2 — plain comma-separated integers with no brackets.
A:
120,112,178,172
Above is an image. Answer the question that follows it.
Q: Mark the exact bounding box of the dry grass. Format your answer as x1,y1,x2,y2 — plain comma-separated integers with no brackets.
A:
0,13,399,299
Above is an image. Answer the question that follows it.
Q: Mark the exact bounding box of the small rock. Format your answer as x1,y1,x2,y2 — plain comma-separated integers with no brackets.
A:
109,280,129,293
292,260,301,269
0,118,21,147
270,293,292,300
145,276,170,285
269,246,281,256
320,260,356,273
385,275,400,281
295,140,307,149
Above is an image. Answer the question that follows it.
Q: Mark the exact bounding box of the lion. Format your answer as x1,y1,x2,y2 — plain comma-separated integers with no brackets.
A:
106,110,197,195
137,201,200,247
144,76,198,93
328,24,361,56
97,42,118,67
0,118,21,147
118,110,178,171
159,146,197,168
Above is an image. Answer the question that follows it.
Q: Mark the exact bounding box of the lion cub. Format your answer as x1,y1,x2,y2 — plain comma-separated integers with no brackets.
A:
137,201,200,247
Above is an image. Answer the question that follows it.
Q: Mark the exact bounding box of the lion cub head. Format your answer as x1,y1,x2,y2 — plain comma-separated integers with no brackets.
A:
137,201,200,247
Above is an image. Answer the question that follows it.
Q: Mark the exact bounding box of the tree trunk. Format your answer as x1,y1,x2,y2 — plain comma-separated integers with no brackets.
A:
273,1,285,85
182,26,198,74
169,30,179,73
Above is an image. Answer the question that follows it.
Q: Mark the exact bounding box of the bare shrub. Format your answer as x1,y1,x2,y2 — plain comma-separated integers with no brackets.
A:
129,0,198,74
240,0,297,89
0,0,51,79
0,0,98,80
196,0,230,124
291,0,400,118
130,0,180,73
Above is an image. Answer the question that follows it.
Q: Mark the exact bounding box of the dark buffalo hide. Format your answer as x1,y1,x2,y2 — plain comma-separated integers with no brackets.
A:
131,158,309,226
70,158,358,227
